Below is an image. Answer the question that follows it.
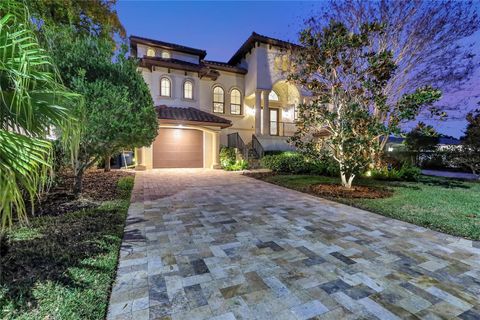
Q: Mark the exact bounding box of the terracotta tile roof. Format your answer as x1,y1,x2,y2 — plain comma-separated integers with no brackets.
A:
130,35,207,59
156,105,232,128
228,32,300,65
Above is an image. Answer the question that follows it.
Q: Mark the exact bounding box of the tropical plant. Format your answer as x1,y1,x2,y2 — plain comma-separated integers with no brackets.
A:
0,0,78,228
289,21,441,188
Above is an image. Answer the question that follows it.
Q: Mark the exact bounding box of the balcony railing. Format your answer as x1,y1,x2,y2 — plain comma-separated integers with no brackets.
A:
251,134,264,158
270,121,296,137
227,132,246,157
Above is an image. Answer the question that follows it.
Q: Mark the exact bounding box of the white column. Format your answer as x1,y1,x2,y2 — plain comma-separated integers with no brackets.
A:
262,90,270,136
255,89,262,136
212,131,220,169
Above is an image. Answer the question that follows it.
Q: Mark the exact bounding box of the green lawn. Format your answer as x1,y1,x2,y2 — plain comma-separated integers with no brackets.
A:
263,174,480,240
0,179,132,319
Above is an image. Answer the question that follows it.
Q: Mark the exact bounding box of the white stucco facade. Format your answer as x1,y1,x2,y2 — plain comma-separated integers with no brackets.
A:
131,33,302,169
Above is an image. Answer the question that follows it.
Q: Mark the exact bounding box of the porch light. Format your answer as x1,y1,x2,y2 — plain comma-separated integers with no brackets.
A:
387,147,393,152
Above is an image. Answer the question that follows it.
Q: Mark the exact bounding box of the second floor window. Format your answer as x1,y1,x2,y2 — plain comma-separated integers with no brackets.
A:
184,80,193,99
213,86,224,113
161,51,171,59
230,89,241,115
146,48,155,57
160,77,171,97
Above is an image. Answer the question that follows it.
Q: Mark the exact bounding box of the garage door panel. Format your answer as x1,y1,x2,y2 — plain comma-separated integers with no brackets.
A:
153,128,203,168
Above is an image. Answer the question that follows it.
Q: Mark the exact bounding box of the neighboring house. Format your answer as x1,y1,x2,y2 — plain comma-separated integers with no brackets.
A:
385,136,462,152
132,33,308,169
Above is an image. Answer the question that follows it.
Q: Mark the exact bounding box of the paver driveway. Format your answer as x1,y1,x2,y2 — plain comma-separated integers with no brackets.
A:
108,169,480,320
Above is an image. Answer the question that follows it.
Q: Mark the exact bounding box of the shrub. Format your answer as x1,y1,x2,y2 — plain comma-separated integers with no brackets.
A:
261,152,313,174
261,152,342,175
310,156,340,177
223,159,249,171
117,176,134,198
370,163,421,181
398,164,421,181
220,146,236,168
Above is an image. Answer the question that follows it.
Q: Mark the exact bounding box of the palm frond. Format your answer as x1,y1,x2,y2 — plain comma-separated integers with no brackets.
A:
0,0,81,229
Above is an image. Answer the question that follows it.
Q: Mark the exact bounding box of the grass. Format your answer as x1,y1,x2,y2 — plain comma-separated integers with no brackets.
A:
263,174,480,240
0,184,133,319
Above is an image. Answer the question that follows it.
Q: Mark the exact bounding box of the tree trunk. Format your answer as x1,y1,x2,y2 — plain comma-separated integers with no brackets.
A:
340,172,354,189
104,154,111,172
73,167,85,195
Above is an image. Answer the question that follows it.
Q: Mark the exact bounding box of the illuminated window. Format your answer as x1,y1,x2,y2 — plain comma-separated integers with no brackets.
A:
146,48,155,57
160,77,171,97
269,91,279,101
213,86,224,113
161,51,171,59
230,89,241,115
184,80,193,99
282,55,289,71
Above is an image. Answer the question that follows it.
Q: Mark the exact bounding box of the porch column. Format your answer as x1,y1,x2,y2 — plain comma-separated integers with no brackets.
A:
212,130,221,169
262,90,271,136
255,89,262,135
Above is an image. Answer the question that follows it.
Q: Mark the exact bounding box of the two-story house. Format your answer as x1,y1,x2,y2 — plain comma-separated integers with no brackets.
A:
132,32,308,169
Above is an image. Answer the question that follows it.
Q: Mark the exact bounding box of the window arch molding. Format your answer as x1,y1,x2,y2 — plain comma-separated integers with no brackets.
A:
212,84,225,114
229,87,242,115
183,79,194,100
160,76,172,97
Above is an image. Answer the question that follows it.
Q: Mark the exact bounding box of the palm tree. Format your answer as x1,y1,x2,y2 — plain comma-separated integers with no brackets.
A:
0,0,79,229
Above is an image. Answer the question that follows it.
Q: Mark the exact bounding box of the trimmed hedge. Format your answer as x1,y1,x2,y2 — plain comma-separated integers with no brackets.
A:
261,152,420,182
260,152,339,176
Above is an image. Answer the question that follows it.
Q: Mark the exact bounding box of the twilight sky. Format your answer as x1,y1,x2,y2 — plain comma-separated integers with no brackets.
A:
116,0,480,138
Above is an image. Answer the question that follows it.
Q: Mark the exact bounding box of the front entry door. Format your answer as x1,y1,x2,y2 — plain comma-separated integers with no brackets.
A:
270,108,279,136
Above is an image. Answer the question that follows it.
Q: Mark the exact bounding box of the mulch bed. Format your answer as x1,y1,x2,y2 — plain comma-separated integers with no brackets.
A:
308,183,392,199
34,169,134,216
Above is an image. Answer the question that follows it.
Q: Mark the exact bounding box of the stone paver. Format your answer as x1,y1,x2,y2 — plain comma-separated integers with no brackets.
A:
108,169,480,320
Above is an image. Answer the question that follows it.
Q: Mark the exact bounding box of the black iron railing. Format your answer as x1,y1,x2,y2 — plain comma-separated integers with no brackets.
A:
270,121,296,137
227,132,246,156
251,134,264,158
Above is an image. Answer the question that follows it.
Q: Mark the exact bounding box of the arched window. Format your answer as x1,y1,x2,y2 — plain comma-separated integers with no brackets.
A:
161,51,171,59
213,86,224,113
184,80,193,99
230,89,241,115
160,77,171,97
269,91,279,101
146,47,155,57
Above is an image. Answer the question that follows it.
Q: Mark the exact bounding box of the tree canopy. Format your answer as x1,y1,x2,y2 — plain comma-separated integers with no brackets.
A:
28,0,125,41
312,0,479,156
45,29,158,192
289,20,441,188
452,109,480,178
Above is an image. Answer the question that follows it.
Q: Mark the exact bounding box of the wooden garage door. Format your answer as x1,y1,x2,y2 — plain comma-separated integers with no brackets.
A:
153,128,203,168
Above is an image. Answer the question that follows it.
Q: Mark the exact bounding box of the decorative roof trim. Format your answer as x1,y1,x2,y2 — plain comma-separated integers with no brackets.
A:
130,35,207,59
203,60,248,74
228,32,300,65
